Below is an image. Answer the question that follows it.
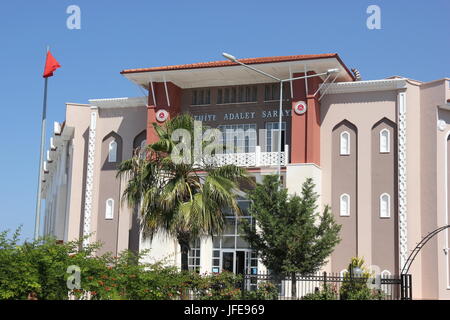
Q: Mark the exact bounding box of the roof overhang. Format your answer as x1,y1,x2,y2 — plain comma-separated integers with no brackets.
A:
120,54,355,89
88,97,147,109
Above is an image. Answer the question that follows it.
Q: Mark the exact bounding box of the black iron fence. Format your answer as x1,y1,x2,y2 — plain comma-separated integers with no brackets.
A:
242,271,412,300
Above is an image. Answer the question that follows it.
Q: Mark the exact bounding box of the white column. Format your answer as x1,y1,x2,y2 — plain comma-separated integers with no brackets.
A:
397,91,408,272
82,106,98,247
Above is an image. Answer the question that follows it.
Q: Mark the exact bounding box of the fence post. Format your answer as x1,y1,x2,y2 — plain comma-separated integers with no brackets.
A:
400,274,413,300
323,271,327,288
241,273,246,299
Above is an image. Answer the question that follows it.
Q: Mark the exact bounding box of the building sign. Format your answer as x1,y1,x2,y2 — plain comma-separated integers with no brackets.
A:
156,109,169,122
293,101,307,115
192,108,292,123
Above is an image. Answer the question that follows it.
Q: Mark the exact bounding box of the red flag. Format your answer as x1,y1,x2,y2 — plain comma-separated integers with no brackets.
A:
43,51,61,78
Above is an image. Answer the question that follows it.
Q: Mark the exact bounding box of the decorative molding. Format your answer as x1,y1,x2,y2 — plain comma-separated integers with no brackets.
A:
82,106,98,247
320,79,407,95
202,146,288,168
88,97,147,109
397,91,408,272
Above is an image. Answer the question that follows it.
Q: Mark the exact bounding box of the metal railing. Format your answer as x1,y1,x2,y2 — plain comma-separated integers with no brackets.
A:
242,271,408,300
202,145,289,168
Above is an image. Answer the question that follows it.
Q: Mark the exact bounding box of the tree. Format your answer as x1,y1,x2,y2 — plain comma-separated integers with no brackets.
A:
339,257,382,300
117,114,252,271
242,175,341,298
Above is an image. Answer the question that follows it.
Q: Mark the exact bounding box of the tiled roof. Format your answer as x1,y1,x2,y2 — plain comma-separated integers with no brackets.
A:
120,53,342,74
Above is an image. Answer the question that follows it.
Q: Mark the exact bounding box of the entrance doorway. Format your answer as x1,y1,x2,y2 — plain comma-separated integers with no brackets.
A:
221,250,247,274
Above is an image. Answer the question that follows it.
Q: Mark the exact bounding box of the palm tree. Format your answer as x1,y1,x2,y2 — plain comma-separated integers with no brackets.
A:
117,114,252,271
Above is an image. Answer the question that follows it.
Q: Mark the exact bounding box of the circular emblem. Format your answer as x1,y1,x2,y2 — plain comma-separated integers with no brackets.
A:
156,109,169,122
438,120,446,131
293,101,307,115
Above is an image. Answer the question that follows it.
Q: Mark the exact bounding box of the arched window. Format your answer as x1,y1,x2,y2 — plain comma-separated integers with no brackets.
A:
140,139,147,150
139,139,147,159
108,140,117,162
340,131,350,155
380,193,390,218
340,194,350,216
105,198,114,220
379,129,390,153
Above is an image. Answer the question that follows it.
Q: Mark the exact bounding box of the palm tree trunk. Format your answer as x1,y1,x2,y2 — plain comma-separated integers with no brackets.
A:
291,272,297,299
178,238,190,271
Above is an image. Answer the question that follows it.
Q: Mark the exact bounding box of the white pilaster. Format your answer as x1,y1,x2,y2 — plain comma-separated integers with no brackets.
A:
82,106,98,247
397,92,408,271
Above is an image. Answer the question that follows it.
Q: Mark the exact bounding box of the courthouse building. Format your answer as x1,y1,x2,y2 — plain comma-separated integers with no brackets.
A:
41,53,450,299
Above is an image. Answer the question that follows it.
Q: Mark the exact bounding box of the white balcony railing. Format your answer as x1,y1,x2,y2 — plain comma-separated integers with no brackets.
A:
202,145,289,168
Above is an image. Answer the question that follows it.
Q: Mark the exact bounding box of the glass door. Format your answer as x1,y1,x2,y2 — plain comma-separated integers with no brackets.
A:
221,251,235,273
235,251,246,275
266,122,286,152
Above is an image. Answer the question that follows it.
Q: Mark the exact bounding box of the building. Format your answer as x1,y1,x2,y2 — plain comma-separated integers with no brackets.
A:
41,53,450,299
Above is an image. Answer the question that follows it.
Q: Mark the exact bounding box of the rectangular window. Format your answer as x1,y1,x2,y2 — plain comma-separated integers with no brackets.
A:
264,83,290,101
217,86,257,104
224,88,230,104
217,89,223,104
191,89,211,105
218,124,257,153
188,239,201,273
266,122,286,152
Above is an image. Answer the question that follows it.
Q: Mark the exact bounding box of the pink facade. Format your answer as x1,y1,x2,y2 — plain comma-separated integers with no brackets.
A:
41,54,450,299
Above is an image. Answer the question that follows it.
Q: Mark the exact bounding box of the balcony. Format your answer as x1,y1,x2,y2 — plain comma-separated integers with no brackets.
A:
202,145,289,168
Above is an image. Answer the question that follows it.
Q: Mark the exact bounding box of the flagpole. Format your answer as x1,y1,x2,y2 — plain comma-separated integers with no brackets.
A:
34,49,49,241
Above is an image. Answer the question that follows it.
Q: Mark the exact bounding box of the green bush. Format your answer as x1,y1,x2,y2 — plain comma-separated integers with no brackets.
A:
242,281,279,300
302,284,339,300
0,229,250,300
192,272,242,300
339,257,384,300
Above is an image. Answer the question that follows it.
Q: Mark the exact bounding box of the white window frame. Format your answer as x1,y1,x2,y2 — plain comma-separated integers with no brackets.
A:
340,193,350,217
379,193,391,218
379,129,390,153
340,131,350,155
108,140,117,162
105,198,114,220
266,122,286,152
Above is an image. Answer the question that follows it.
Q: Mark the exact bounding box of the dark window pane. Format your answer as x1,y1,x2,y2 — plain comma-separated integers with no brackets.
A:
222,236,235,248
264,85,270,101
224,88,230,103
206,89,211,104
218,89,223,104
213,237,220,248
252,86,257,101
236,236,250,249
199,90,204,104
238,87,244,102
231,87,236,103
224,218,236,235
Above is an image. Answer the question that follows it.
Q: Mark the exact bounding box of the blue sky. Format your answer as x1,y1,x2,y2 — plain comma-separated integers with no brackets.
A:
0,0,449,241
